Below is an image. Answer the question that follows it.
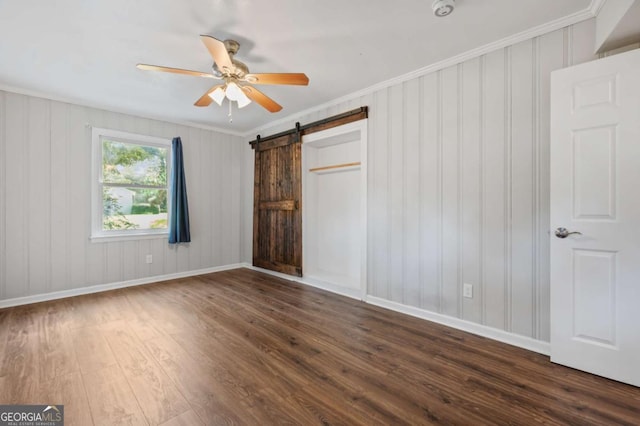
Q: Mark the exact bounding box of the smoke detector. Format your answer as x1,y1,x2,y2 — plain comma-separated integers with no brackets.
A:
432,0,455,17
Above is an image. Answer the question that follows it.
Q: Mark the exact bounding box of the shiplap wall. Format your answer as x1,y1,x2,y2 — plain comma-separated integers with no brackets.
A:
0,92,244,301
243,19,598,342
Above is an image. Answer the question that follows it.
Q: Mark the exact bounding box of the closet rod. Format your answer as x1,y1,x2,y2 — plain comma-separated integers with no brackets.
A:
309,161,361,173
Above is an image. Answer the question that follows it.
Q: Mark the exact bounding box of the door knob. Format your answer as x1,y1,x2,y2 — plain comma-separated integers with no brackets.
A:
555,227,582,239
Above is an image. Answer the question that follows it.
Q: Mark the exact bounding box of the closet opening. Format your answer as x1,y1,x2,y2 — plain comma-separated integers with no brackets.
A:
302,120,367,299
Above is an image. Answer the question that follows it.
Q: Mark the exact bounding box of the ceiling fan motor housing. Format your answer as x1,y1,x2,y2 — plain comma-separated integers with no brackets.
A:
432,0,455,17
223,39,240,55
212,39,249,78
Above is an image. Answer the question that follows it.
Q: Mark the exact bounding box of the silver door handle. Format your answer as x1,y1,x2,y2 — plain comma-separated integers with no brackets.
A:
555,227,582,239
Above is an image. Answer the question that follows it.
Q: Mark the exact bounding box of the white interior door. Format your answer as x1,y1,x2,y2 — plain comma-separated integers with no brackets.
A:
550,48,640,387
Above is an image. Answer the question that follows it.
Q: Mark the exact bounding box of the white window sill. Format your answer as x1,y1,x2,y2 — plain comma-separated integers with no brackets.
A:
90,232,168,243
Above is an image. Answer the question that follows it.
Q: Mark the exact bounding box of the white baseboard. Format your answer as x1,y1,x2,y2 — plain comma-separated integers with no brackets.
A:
241,262,550,356
241,263,363,300
366,296,550,356
0,263,243,309
1,261,551,356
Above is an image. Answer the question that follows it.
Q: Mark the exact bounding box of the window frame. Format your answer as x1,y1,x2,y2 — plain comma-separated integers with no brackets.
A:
91,127,172,242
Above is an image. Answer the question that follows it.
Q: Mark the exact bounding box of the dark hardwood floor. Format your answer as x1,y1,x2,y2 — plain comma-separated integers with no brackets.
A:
0,268,639,425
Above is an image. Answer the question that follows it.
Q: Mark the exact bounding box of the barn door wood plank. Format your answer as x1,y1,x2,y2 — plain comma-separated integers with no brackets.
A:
252,133,302,277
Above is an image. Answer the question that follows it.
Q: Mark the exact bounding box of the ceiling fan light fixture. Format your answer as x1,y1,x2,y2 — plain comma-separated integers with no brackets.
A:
224,81,251,108
209,87,225,106
236,90,252,109
224,82,242,101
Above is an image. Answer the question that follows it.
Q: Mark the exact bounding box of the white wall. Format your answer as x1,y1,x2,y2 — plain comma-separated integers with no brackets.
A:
0,91,245,302
243,19,598,343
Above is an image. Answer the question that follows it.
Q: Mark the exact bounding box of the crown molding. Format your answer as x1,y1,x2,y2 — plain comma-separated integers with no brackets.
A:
2,1,603,141
589,0,608,16
0,83,245,137
244,4,597,138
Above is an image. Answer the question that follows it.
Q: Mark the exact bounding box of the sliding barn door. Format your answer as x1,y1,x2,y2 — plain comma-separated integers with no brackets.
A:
253,133,302,276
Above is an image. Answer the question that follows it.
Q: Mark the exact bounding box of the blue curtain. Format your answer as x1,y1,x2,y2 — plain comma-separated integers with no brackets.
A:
168,137,191,244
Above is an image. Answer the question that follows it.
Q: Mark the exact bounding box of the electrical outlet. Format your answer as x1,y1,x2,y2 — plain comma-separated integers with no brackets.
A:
463,283,473,299
145,254,153,264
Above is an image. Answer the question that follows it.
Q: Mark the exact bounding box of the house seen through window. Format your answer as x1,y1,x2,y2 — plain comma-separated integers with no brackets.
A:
92,128,171,240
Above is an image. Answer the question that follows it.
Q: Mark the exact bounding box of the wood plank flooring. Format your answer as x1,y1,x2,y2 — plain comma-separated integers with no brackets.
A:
0,268,639,425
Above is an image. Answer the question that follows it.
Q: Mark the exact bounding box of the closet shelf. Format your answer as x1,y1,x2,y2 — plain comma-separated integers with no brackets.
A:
309,161,361,173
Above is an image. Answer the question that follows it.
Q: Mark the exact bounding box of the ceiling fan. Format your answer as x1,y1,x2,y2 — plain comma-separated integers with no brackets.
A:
137,35,309,115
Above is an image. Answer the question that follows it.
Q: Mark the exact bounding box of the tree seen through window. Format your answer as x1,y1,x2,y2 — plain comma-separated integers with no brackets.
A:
101,139,168,231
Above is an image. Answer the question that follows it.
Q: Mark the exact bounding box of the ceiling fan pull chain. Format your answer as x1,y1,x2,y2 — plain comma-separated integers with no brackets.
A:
228,100,233,123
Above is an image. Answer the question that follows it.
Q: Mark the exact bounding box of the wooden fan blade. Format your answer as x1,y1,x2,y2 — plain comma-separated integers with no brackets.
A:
242,86,282,112
200,35,233,71
194,85,224,107
244,73,309,86
136,64,215,79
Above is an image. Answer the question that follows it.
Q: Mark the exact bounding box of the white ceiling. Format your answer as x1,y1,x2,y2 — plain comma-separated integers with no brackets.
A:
0,0,593,134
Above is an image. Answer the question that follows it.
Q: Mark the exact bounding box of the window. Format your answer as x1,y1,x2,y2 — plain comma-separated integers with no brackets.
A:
91,128,171,241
